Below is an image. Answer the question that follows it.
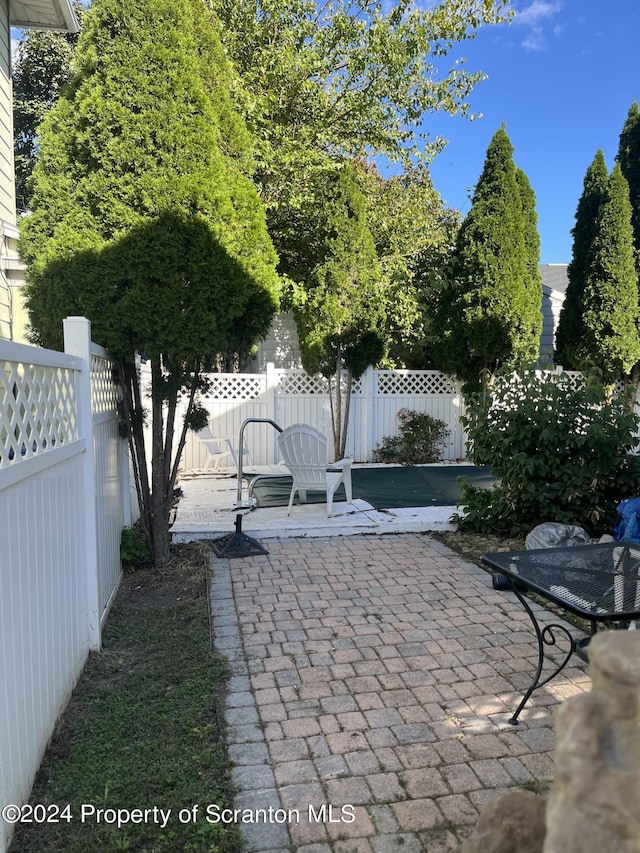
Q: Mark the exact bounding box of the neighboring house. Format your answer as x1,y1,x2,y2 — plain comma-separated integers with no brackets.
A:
248,264,571,372
0,0,78,342
248,310,303,371
539,263,569,361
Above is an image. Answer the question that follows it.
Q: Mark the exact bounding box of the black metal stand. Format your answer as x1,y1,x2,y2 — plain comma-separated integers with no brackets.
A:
211,513,269,558
506,579,580,725
211,417,283,559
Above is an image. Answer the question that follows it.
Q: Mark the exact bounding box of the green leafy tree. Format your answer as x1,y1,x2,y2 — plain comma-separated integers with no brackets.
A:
429,125,542,393
20,0,280,566
577,164,640,384
209,0,509,291
363,163,461,368
555,150,609,369
12,1,84,212
617,101,640,261
291,162,384,459
210,0,511,184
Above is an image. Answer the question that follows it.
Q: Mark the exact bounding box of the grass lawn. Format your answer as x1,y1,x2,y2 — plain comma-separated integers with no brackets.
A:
10,543,241,853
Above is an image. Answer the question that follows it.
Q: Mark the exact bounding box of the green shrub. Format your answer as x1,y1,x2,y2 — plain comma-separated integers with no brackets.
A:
456,370,640,536
120,525,150,573
373,408,450,465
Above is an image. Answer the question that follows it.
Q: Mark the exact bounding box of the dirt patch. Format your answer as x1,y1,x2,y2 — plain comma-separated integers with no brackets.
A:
120,541,211,610
431,530,527,570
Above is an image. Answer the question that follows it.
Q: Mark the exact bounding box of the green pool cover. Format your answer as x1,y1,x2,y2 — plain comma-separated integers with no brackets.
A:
247,465,496,510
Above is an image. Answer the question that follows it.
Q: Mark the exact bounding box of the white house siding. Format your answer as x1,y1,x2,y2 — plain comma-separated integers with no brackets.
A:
0,268,9,339
0,1,14,340
0,4,13,224
1,222,26,340
248,310,302,371
540,286,557,359
0,1,78,342
538,264,568,362
539,287,565,360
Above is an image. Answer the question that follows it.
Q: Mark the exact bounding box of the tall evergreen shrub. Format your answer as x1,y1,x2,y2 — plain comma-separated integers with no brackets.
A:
555,150,609,369
556,158,640,384
617,101,640,260
430,126,542,393
20,0,280,565
579,164,640,383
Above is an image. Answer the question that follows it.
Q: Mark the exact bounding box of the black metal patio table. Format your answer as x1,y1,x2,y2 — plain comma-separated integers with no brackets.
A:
482,541,640,725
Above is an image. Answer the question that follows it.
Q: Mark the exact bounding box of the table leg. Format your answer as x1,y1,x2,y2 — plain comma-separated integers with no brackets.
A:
506,579,577,725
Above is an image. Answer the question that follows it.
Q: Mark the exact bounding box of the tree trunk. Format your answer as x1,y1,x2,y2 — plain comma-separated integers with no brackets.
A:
118,360,152,545
339,368,353,460
149,355,171,566
119,354,217,568
333,343,342,461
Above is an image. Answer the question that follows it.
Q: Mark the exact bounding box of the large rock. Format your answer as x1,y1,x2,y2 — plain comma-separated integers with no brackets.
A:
457,790,546,853
543,631,640,853
458,631,640,853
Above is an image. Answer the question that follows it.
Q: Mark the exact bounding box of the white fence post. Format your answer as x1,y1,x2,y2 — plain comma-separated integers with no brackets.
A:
120,440,133,527
63,316,101,650
265,362,279,463
362,366,375,461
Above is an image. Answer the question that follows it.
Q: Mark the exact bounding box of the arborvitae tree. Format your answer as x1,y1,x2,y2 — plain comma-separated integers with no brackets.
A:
617,102,640,260
578,164,640,384
515,166,544,357
429,125,541,393
292,162,384,459
20,0,280,566
616,101,640,386
12,1,83,212
555,150,609,368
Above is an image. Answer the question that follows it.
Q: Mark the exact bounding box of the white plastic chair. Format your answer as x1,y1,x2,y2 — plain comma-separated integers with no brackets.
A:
277,423,353,516
197,426,247,473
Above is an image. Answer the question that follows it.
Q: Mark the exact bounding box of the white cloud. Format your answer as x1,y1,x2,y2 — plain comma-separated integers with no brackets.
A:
521,29,546,51
515,1,563,27
514,1,563,51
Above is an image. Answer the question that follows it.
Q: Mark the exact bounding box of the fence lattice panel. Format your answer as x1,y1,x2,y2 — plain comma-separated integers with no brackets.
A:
202,374,265,400
91,353,119,415
278,371,328,396
376,370,459,396
0,360,78,466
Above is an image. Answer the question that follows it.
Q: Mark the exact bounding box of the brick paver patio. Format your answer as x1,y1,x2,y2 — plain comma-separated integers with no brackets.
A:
209,533,591,852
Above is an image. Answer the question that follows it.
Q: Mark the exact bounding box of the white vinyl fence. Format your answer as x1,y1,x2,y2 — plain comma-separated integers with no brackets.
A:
179,365,467,468
0,317,130,853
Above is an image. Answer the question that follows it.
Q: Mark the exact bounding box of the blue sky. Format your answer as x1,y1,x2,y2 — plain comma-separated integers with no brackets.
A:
422,0,639,263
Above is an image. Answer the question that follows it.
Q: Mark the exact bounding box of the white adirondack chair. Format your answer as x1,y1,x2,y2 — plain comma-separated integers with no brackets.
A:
197,426,247,473
277,423,353,517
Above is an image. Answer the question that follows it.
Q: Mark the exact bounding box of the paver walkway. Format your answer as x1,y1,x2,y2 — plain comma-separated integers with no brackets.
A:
209,534,591,853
